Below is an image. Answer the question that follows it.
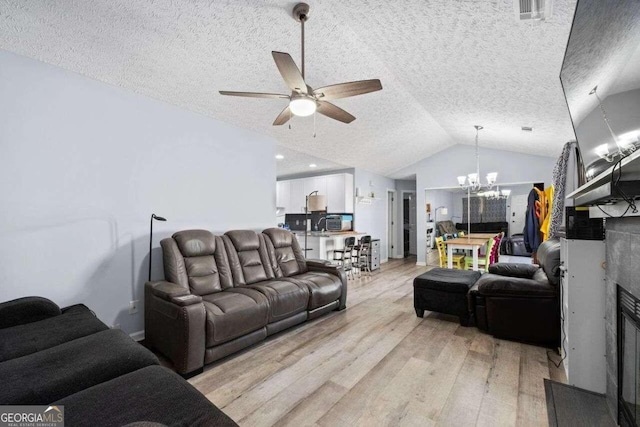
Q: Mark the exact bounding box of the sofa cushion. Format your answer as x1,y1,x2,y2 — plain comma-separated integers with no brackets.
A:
55,365,238,427
413,268,481,294
0,328,158,404
262,228,307,277
488,263,539,279
537,238,561,286
283,272,343,310
163,231,234,295
0,296,62,329
202,288,269,347
249,280,309,323
223,231,275,285
0,304,109,362
476,273,555,297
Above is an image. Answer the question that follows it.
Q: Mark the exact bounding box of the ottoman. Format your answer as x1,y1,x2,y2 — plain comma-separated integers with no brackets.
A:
413,268,482,326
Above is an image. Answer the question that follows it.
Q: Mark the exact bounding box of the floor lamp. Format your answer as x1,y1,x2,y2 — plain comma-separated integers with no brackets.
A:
149,213,167,281
304,191,326,258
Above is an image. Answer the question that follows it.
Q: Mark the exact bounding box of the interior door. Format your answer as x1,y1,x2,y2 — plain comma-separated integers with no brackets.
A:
508,194,528,236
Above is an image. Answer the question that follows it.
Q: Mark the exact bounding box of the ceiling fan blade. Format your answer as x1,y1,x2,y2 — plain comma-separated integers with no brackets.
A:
317,101,356,124
272,51,308,94
314,79,382,101
219,91,289,99
273,106,292,126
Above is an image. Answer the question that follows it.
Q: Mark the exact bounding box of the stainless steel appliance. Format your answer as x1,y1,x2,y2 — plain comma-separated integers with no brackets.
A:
326,214,353,231
326,215,342,231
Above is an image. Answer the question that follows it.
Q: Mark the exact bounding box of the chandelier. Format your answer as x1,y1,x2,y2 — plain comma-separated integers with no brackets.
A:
480,186,511,200
457,125,498,192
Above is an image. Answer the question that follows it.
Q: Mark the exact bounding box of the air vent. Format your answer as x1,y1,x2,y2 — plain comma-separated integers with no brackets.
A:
522,126,533,132
515,0,553,21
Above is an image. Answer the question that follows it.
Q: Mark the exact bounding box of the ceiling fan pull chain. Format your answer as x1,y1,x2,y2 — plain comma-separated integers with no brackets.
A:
313,110,316,138
289,108,292,130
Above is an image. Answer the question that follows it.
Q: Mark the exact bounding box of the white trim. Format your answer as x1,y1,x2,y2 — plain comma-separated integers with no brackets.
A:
381,258,388,263
385,189,397,261
415,261,427,266
130,330,145,342
400,190,417,257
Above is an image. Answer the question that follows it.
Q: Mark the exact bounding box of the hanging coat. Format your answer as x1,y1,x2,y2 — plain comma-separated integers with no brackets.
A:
523,188,541,252
540,186,554,241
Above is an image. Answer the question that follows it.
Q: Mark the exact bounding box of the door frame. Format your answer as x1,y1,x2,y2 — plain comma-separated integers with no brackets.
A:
401,190,417,257
386,189,397,261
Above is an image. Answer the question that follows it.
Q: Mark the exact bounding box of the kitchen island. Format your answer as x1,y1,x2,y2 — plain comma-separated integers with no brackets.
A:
292,231,366,261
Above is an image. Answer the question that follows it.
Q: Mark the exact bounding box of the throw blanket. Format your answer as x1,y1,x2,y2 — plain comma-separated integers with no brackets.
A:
549,141,576,238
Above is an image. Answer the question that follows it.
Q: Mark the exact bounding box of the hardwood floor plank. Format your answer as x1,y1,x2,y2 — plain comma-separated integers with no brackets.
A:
516,344,552,427
475,340,521,427
275,381,349,427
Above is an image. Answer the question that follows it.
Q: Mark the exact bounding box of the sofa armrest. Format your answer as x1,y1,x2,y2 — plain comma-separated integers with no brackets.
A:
488,263,539,279
0,297,62,329
144,281,205,375
147,281,202,306
306,261,348,311
476,273,556,298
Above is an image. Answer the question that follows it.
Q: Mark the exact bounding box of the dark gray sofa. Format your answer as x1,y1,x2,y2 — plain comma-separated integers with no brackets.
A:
0,296,237,426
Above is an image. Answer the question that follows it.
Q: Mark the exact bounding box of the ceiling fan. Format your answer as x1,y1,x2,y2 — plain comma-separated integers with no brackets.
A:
219,2,382,126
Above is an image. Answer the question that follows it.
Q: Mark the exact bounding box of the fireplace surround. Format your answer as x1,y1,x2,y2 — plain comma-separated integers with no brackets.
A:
618,286,640,426
605,217,640,424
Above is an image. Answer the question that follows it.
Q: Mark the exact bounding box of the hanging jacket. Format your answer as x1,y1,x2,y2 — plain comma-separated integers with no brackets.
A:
524,188,541,252
540,186,554,241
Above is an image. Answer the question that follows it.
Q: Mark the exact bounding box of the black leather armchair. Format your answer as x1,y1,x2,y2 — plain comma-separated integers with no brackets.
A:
469,238,561,347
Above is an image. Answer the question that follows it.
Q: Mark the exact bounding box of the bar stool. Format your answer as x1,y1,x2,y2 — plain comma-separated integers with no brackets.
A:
332,236,356,279
352,235,372,276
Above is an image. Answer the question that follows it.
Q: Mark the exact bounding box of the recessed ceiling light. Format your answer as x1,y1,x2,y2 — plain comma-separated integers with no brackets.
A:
275,154,284,160
309,164,317,168
521,126,533,132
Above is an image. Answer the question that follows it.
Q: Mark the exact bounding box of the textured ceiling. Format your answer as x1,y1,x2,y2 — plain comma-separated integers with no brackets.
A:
0,0,577,177
275,145,351,178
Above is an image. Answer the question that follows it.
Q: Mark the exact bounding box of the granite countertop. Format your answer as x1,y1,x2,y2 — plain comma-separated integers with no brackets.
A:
292,231,365,237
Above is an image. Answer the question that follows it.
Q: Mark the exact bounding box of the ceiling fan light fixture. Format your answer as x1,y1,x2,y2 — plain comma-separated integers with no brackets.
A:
289,96,317,117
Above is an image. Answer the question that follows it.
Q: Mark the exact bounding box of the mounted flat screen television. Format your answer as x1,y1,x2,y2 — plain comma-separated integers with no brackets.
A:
560,0,640,181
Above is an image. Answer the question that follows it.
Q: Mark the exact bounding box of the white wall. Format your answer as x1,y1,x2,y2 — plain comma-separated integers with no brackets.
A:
394,144,557,265
354,169,396,262
0,50,276,335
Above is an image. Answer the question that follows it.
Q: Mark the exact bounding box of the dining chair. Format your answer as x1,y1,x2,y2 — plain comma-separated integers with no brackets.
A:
435,236,465,269
464,233,501,272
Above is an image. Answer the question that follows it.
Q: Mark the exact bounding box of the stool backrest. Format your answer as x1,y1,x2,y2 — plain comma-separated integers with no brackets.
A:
344,236,356,249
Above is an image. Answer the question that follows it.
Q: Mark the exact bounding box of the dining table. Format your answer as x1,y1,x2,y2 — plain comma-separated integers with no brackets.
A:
444,236,492,271
466,233,498,240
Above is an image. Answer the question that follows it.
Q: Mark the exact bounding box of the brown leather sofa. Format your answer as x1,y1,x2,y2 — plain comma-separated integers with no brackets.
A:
145,228,347,376
469,238,561,347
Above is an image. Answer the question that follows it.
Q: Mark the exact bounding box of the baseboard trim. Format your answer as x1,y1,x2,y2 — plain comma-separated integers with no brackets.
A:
130,330,145,342
415,261,426,266
381,258,388,264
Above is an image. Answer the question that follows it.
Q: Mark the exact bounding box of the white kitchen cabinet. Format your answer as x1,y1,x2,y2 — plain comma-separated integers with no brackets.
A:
289,179,306,213
276,181,290,211
304,177,327,209
561,238,606,393
325,173,354,213
277,173,354,214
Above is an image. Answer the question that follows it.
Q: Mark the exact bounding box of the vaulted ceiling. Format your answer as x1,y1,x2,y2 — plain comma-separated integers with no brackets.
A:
0,0,577,177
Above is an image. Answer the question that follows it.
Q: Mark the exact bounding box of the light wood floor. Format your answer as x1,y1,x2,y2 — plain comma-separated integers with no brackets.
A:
189,258,566,427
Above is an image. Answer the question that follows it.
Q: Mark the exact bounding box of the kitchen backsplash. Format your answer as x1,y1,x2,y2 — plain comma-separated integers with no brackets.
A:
284,213,354,231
